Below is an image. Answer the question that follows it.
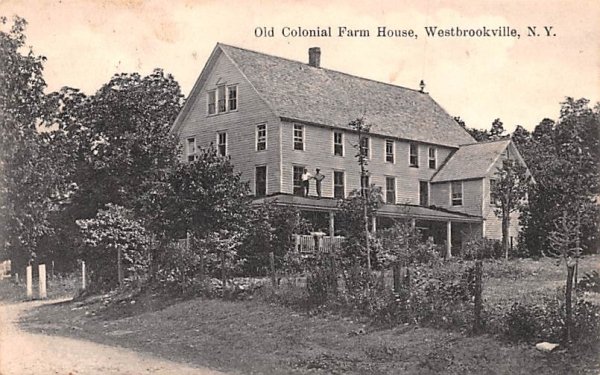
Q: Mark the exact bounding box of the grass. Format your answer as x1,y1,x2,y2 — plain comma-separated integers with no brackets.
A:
13,255,600,375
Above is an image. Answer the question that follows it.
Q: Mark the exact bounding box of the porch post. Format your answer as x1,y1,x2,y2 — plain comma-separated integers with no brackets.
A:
371,215,377,233
446,221,452,259
329,211,335,237
411,218,416,229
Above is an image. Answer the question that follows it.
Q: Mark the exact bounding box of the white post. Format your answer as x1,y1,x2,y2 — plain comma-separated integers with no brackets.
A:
371,215,377,233
38,264,47,299
81,261,86,290
329,211,335,237
411,218,416,229
26,265,32,300
446,221,452,259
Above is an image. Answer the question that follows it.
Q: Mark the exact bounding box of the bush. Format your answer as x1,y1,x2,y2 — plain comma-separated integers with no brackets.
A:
306,253,339,307
462,238,503,260
578,270,600,293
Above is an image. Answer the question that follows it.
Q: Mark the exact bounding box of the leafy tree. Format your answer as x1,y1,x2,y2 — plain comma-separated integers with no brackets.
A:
454,116,489,142
0,16,68,274
337,187,384,268
490,118,507,139
76,204,151,291
491,158,531,259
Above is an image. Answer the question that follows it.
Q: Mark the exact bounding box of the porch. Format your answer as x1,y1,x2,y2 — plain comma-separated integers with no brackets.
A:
253,193,483,257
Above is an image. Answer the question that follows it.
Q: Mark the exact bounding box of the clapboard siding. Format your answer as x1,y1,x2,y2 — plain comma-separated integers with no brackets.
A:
279,120,455,201
177,51,282,194
430,179,484,216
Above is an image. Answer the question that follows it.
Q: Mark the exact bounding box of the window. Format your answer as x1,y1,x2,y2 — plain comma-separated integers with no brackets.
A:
386,177,396,204
208,90,216,114
256,124,267,151
334,171,345,198
255,166,267,197
419,181,429,206
333,132,343,156
360,174,370,196
360,137,369,159
228,86,237,111
208,84,238,115
293,124,304,150
490,179,498,204
428,147,436,169
186,137,196,162
293,166,305,196
217,86,226,112
217,132,227,156
385,140,394,163
409,142,419,167
451,181,463,206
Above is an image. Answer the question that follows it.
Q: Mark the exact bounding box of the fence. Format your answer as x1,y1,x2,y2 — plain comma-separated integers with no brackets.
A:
295,234,344,253
0,260,11,279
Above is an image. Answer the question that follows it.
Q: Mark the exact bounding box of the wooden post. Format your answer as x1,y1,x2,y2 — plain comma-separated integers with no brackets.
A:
221,250,226,288
565,264,575,344
117,247,124,287
15,273,19,284
269,252,277,288
329,211,335,237
473,260,483,334
393,263,401,293
81,261,86,290
199,249,205,283
446,221,452,259
295,234,300,252
26,265,32,300
371,215,377,233
51,260,55,279
38,264,47,299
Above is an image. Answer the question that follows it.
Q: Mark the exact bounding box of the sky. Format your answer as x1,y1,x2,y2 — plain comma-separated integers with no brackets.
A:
1,0,599,132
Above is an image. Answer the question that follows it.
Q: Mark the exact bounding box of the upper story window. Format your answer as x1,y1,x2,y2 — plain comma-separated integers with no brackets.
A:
385,139,394,163
208,84,238,115
186,137,197,162
489,179,499,204
333,171,345,199
451,181,463,206
293,124,304,151
428,147,437,169
217,132,227,156
333,131,343,156
386,177,396,204
256,124,267,151
360,174,370,197
360,137,370,159
409,142,419,167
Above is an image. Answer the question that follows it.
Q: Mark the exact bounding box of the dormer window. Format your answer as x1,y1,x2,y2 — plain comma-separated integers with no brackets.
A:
208,84,238,115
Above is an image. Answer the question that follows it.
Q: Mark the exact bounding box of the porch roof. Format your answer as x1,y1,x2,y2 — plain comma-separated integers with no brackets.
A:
252,194,482,223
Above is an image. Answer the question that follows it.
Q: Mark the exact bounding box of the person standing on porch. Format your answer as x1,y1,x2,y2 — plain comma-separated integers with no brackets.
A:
314,168,325,198
301,168,312,197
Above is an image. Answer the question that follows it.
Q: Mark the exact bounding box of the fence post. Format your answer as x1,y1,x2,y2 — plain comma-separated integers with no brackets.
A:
473,260,483,334
393,263,401,293
565,264,575,344
221,250,226,288
38,264,47,299
51,260,55,279
117,247,124,287
15,273,19,284
269,252,277,288
26,265,32,300
81,261,86,290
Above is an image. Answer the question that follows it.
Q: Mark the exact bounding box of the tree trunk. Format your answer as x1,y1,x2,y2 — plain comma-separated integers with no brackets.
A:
565,264,575,344
473,260,483,334
364,203,371,272
117,247,124,287
502,213,510,259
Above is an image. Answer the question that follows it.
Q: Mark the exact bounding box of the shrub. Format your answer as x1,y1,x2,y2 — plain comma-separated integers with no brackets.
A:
578,270,600,293
306,253,339,307
462,238,503,260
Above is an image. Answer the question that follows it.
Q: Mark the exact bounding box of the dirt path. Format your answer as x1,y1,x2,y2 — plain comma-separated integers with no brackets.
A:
0,299,229,375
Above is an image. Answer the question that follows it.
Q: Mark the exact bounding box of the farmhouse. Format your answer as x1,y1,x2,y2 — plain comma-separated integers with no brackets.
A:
171,43,529,256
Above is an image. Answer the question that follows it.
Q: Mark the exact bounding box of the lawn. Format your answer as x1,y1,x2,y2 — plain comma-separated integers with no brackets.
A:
13,255,600,375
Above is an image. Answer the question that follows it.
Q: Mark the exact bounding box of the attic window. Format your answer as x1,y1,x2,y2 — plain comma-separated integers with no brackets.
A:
208,84,238,115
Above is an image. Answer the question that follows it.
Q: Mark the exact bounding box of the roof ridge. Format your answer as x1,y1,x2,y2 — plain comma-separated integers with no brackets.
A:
218,42,425,94
459,138,511,147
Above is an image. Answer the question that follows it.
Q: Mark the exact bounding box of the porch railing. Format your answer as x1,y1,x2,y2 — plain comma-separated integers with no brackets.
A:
295,234,344,253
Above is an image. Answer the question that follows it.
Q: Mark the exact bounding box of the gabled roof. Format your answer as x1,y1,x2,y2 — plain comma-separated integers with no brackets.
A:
431,139,512,183
174,43,475,148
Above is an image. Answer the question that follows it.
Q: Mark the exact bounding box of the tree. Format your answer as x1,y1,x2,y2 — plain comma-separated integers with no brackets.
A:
76,204,151,291
454,116,490,142
490,118,507,139
491,158,531,259
348,116,374,270
0,16,68,274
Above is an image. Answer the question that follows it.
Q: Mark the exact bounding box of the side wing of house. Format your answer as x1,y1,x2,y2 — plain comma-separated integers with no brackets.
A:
172,45,282,196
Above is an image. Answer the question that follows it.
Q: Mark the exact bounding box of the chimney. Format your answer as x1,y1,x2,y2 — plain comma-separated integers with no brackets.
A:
308,47,321,68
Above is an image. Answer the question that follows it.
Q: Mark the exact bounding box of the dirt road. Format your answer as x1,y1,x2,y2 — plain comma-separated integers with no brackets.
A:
0,300,229,375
